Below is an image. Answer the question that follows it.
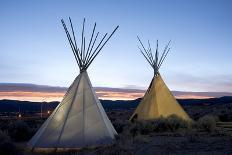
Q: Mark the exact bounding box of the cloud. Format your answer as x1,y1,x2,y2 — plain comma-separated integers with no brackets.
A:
0,83,67,92
172,91,232,99
167,73,232,92
94,87,145,93
94,87,145,100
0,83,232,102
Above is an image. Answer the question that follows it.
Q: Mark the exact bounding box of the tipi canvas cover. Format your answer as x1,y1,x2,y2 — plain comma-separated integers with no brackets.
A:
130,37,190,121
28,18,119,149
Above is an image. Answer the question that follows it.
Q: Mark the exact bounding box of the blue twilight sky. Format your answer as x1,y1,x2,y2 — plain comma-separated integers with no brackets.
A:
0,0,232,92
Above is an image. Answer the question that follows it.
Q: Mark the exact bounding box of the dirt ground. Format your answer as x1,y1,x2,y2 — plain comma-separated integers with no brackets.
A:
17,133,232,155
134,134,232,155
14,111,232,155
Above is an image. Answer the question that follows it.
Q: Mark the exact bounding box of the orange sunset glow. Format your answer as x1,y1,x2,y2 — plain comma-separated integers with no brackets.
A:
1,83,230,102
0,89,218,102
0,90,144,102
96,91,144,100
0,91,65,102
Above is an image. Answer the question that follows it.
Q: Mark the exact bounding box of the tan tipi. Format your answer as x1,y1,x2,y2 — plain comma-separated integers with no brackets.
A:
130,37,190,121
28,18,119,149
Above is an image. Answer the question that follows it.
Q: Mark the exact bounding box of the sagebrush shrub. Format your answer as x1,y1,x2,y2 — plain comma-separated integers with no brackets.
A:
166,114,190,131
122,115,190,136
196,115,216,132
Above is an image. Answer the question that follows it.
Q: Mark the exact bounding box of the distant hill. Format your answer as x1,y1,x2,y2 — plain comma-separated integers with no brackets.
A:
178,96,232,106
0,96,232,112
0,100,58,112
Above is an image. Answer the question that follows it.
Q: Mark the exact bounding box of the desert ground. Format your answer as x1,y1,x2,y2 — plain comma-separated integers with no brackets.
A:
1,103,232,155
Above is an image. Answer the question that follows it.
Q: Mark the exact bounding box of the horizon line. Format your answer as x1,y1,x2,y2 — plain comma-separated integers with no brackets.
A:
0,83,232,102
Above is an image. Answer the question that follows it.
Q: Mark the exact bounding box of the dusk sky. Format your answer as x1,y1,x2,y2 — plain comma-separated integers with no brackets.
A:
1,0,232,101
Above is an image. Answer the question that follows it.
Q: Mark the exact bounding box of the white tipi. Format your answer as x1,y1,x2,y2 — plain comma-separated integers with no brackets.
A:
28,18,119,149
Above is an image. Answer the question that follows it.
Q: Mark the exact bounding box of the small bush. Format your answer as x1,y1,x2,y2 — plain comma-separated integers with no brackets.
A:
149,117,168,132
113,119,130,133
196,115,217,132
7,121,33,141
0,130,16,155
166,114,190,131
139,121,155,134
